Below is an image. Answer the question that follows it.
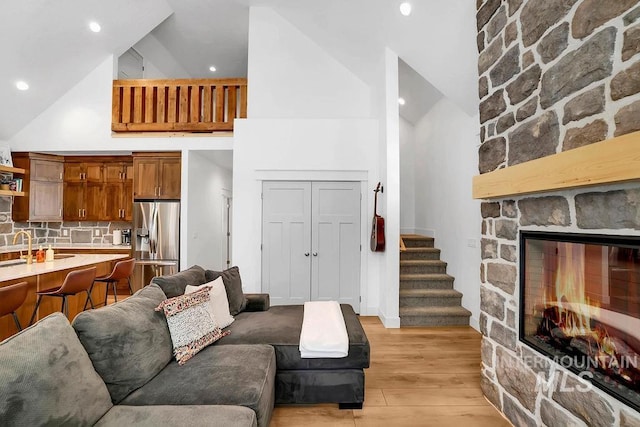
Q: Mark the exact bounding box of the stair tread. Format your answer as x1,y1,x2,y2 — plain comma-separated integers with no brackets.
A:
400,260,446,265
401,234,434,240
400,306,472,317
400,289,463,297
403,247,440,252
400,273,454,281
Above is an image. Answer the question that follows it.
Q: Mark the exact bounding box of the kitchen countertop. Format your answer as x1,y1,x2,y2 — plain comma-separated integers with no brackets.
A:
1,243,131,253
0,254,128,282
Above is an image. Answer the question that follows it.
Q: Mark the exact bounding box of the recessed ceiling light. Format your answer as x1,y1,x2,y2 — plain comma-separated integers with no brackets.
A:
16,81,29,91
89,22,101,33
209,66,217,72
398,97,406,106
400,2,412,16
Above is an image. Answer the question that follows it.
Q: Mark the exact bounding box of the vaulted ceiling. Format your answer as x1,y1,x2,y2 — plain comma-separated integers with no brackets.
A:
1,0,477,140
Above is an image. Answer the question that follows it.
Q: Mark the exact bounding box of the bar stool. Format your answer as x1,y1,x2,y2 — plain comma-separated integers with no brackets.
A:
88,258,135,308
0,281,29,331
29,266,96,325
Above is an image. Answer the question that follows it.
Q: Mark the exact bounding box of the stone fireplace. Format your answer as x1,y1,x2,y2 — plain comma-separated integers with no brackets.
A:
476,0,640,425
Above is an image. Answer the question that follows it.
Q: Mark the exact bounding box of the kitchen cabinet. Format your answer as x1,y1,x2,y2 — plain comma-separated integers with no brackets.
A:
103,161,133,220
132,153,181,200
63,157,133,221
12,153,64,222
63,161,104,221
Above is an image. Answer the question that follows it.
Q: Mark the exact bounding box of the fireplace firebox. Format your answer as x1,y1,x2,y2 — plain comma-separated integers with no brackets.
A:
520,231,640,410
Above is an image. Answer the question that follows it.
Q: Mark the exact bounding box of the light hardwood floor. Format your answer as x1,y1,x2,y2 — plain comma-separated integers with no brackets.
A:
270,316,510,427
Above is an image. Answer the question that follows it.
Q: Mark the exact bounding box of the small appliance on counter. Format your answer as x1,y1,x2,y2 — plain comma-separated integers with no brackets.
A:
113,229,122,246
122,229,131,245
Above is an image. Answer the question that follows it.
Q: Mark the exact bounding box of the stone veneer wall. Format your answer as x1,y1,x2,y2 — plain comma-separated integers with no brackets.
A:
477,0,640,426
0,198,131,246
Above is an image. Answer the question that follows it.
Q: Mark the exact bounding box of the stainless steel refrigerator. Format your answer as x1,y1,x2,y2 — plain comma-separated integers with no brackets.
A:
132,201,180,290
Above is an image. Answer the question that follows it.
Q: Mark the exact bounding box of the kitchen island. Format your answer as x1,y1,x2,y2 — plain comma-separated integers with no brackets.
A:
0,254,128,340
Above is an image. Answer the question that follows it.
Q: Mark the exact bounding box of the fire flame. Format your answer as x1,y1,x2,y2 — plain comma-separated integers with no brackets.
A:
548,242,612,365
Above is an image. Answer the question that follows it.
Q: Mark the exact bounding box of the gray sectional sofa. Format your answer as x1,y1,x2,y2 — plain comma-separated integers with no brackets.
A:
0,265,369,426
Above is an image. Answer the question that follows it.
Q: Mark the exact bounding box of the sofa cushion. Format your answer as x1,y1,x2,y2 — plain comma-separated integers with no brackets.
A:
155,286,230,365
0,313,113,426
120,344,276,427
96,405,257,427
205,266,247,315
153,265,207,298
72,284,172,404
186,277,235,328
219,304,370,370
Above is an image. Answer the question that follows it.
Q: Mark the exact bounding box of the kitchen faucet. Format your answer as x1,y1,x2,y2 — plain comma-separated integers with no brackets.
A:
12,230,33,265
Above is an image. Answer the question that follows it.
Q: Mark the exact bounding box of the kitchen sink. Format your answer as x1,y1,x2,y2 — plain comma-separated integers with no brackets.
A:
53,254,75,260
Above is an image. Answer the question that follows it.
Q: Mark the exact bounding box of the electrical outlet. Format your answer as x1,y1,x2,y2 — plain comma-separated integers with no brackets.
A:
467,239,477,248
95,229,101,236
62,229,68,237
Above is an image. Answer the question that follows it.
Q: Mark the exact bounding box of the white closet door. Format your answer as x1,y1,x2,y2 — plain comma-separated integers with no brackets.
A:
311,182,361,310
262,182,312,305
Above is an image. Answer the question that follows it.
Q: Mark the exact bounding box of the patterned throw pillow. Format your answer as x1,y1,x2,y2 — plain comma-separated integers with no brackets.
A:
155,287,230,365
185,277,235,329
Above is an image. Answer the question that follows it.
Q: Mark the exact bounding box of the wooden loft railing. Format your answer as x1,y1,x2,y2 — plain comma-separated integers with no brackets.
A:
112,78,247,133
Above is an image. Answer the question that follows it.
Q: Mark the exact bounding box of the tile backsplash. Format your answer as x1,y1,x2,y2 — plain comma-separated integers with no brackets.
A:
1,197,131,247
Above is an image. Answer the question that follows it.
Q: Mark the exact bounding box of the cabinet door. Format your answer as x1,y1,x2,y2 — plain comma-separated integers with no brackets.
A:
159,158,181,199
64,163,84,182
124,163,133,181
133,158,159,199
103,182,122,220
85,182,104,220
33,160,63,182
122,181,133,220
63,182,85,220
85,163,104,183
104,164,124,182
30,181,63,221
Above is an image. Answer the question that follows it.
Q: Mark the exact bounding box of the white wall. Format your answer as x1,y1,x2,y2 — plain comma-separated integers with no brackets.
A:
413,98,481,330
183,151,232,271
9,56,233,152
247,7,372,119
133,34,192,79
233,7,388,317
399,116,415,234
376,48,400,328
233,119,380,314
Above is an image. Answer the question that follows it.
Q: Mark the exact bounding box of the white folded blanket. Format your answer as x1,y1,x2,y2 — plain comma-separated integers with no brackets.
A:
299,301,349,358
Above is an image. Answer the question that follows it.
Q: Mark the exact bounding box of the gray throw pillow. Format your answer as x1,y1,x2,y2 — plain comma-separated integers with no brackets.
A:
205,266,248,315
0,313,113,426
72,284,173,404
152,265,207,298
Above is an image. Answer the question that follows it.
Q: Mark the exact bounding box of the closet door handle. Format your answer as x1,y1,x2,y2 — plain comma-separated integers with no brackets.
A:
313,252,318,257
304,252,310,257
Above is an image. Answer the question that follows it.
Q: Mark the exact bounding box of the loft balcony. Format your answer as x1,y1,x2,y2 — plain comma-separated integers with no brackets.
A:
111,78,247,133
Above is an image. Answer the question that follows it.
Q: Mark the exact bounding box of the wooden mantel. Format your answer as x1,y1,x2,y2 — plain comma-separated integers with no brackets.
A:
472,130,640,199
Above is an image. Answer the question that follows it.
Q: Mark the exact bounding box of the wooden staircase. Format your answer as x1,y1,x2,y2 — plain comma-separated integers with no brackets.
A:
400,234,471,327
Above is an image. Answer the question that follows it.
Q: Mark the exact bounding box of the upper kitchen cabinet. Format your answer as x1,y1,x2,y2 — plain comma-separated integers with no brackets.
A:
12,153,64,222
132,153,181,200
63,156,133,221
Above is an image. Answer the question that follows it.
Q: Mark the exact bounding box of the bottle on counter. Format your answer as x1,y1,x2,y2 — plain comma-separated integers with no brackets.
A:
46,245,54,262
36,246,45,263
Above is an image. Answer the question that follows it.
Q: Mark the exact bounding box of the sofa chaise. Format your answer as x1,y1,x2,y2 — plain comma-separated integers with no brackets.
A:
0,264,369,426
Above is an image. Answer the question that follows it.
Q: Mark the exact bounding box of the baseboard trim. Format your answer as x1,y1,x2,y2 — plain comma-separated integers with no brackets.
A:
469,316,480,332
378,310,400,328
